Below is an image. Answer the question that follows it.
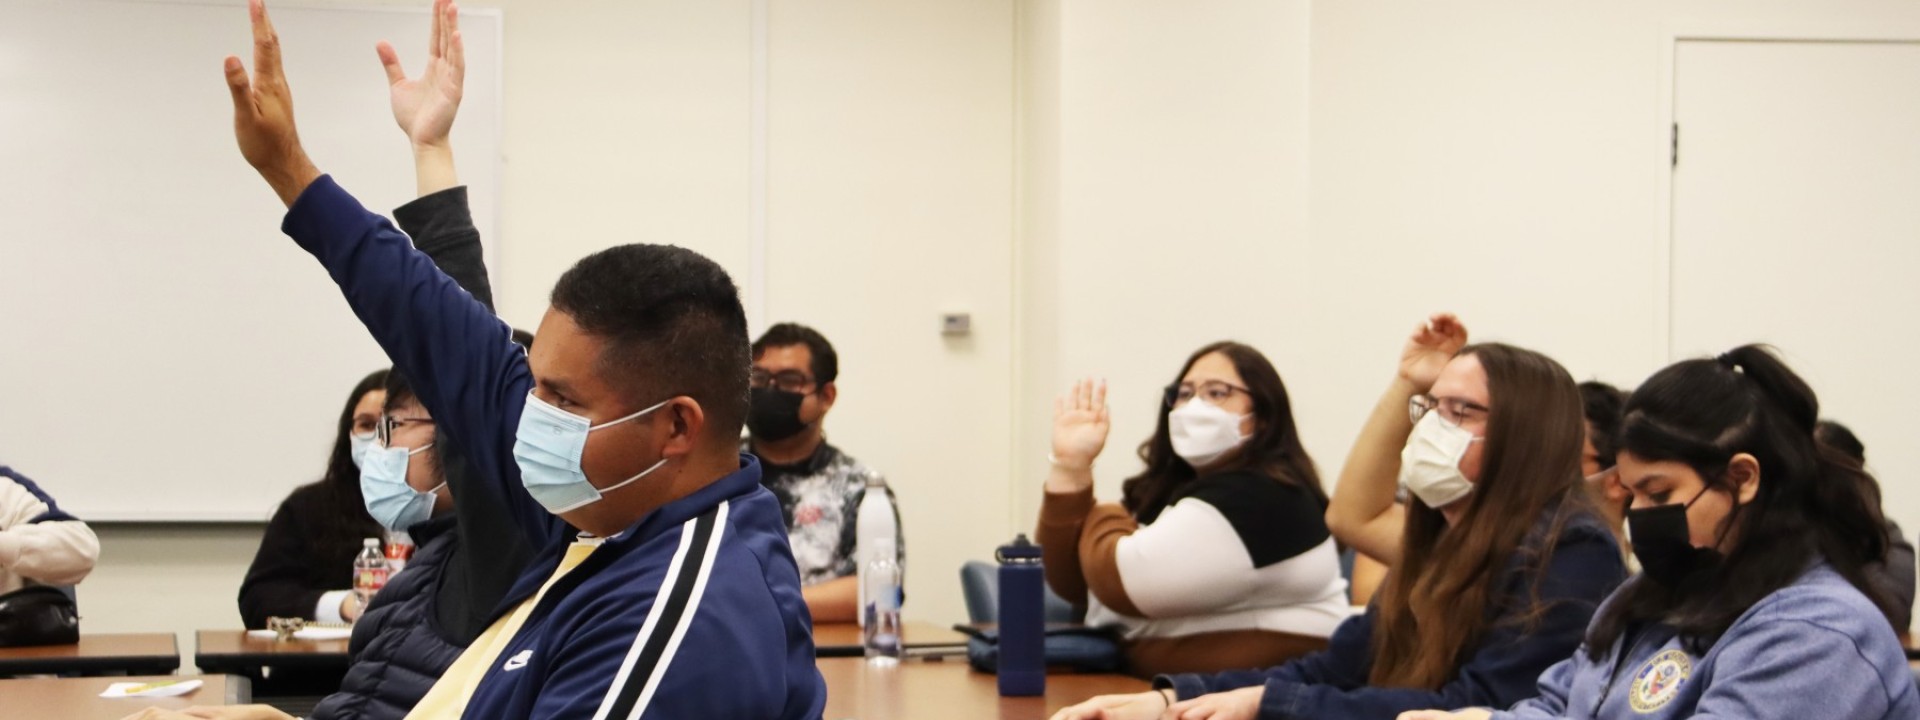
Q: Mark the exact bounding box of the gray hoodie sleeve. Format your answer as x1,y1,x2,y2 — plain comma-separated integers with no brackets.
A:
1494,655,1581,718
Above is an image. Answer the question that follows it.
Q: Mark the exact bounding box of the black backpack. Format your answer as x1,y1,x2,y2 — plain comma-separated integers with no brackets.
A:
0,585,79,647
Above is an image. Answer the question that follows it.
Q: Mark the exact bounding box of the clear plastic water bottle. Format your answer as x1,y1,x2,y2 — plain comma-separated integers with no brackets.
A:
862,537,903,667
854,475,897,629
352,537,390,616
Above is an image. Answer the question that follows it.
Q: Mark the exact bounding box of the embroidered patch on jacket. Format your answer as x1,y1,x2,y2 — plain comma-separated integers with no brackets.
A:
1629,649,1692,713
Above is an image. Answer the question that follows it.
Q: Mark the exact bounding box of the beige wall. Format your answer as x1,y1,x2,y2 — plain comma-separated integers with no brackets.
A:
84,0,1920,656
762,0,1016,625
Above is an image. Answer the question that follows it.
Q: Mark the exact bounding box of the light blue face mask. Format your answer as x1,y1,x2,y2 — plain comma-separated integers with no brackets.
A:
360,442,444,532
513,392,670,515
348,431,377,470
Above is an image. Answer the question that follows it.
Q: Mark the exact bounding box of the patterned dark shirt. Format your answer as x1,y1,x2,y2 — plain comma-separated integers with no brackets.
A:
743,440,903,586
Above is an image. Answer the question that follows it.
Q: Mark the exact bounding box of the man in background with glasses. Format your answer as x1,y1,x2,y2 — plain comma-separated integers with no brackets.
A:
745,323,903,623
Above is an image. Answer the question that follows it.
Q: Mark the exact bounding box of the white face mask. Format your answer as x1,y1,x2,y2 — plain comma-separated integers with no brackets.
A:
1398,411,1483,509
1169,399,1252,469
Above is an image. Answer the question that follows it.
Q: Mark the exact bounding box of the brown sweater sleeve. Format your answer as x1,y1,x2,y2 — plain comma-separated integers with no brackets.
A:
1079,502,1144,616
1037,488,1094,607
1036,488,1145,617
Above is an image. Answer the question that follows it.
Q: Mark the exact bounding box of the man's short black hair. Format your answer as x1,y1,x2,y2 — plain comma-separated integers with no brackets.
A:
752,323,838,385
549,244,750,439
1579,380,1629,470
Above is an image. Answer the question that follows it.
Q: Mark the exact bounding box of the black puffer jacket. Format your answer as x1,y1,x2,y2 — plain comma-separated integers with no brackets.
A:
309,514,463,720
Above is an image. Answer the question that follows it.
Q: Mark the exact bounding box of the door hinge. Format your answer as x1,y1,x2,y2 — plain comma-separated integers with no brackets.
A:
1671,122,1680,169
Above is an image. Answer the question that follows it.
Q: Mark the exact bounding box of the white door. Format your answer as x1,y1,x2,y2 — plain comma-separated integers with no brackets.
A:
1670,39,1920,541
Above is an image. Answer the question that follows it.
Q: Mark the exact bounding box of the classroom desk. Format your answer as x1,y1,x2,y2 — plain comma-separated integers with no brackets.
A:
813,621,971,658
819,657,1147,719
193,629,349,713
0,674,249,720
192,630,350,675
0,633,180,676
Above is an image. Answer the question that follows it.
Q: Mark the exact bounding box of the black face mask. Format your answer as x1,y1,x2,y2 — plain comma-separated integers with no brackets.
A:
747,387,810,442
1627,489,1724,589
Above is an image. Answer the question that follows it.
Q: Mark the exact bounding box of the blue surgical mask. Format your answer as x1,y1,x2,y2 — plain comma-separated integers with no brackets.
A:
348,431,377,470
360,442,443,532
513,392,670,515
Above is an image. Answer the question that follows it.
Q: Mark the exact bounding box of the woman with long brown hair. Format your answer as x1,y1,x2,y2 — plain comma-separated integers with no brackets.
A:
1037,341,1352,678
1052,315,1627,720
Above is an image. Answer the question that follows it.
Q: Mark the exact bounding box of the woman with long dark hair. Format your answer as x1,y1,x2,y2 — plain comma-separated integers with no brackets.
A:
237,369,389,628
1052,315,1627,720
1036,341,1351,677
1405,346,1918,720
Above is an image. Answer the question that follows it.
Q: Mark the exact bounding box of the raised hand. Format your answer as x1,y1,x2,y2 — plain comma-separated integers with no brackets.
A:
1051,379,1111,473
1398,313,1469,392
223,0,320,206
377,0,465,150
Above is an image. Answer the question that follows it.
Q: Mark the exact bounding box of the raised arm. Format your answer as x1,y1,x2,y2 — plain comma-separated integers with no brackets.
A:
1325,314,1467,565
386,0,491,310
1035,379,1112,606
223,0,556,544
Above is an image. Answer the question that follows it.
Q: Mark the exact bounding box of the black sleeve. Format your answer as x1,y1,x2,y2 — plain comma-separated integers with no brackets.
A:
393,187,493,311
436,440,535,643
391,187,536,643
1179,472,1331,568
237,490,337,628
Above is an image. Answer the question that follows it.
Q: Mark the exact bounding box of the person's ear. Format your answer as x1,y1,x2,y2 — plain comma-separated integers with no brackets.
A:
657,397,706,458
818,382,837,412
1726,453,1762,505
1602,469,1632,503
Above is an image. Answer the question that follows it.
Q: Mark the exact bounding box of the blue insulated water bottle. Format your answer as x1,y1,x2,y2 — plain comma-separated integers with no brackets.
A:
996,534,1045,696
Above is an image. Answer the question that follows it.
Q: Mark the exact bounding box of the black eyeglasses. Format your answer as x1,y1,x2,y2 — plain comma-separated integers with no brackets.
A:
1164,380,1252,409
750,369,818,394
1408,394,1489,429
377,415,435,446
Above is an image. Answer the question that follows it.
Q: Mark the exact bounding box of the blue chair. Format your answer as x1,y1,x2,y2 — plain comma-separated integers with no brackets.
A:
959,560,1077,625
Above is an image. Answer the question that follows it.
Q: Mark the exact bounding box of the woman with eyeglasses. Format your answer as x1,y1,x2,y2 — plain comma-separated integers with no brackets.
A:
1399,347,1917,720
237,369,390,629
1036,341,1352,678
1052,315,1628,720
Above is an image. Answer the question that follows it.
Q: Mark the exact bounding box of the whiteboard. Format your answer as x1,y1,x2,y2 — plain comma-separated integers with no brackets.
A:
0,1,503,521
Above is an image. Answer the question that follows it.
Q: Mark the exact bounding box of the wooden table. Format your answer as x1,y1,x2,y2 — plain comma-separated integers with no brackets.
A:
819,657,1147,719
0,633,179,676
813,621,971,658
0,674,248,719
192,630,349,675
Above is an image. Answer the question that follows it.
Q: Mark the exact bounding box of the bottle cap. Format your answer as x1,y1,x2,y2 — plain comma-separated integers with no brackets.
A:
995,533,1041,562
